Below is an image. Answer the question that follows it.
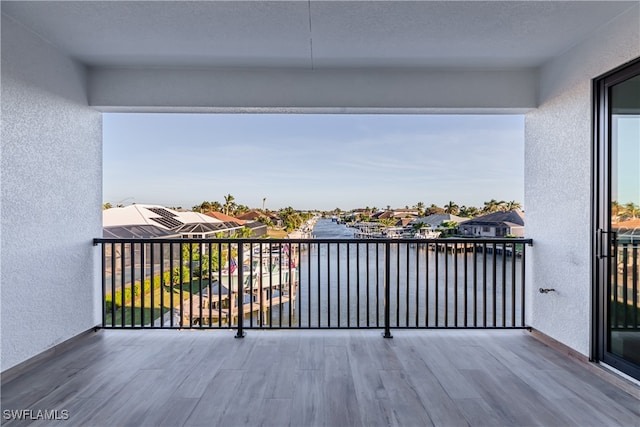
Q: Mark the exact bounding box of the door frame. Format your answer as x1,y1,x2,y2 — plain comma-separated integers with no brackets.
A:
592,56,640,380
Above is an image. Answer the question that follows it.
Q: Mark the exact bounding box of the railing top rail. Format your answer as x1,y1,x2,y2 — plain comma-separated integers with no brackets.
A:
94,237,533,245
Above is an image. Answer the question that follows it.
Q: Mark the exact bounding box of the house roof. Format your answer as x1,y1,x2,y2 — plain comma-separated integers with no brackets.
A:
413,214,466,226
459,210,525,227
236,210,262,221
103,204,242,237
103,204,184,229
102,225,179,239
204,211,246,225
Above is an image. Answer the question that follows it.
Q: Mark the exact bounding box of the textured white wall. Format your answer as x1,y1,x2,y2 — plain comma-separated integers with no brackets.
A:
525,6,640,355
1,15,102,371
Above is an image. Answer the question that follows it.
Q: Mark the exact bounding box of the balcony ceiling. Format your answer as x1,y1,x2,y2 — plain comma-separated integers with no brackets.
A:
2,0,637,70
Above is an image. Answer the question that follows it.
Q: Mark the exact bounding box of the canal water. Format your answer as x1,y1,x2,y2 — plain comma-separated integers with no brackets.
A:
264,219,525,329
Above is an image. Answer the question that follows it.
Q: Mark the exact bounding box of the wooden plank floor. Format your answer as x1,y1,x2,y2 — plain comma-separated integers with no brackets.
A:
2,329,639,426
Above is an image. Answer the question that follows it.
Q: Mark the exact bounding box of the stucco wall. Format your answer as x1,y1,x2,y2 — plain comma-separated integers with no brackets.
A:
1,15,102,371
525,6,640,355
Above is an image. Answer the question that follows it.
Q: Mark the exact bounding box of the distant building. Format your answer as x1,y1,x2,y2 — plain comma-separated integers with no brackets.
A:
103,204,243,239
412,213,467,229
236,210,283,228
204,211,267,238
457,210,525,238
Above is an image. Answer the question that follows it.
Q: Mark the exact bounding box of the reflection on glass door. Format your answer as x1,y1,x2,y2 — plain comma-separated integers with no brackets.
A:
595,58,640,380
609,74,640,369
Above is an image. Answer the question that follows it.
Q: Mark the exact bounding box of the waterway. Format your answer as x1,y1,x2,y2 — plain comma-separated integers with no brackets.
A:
265,218,525,329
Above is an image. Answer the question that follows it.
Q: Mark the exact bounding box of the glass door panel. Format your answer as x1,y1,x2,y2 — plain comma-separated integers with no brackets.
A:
609,74,640,367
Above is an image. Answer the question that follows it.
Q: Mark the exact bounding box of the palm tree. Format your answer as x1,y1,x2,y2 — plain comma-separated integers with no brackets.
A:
200,201,212,212
235,205,249,216
624,202,639,220
211,201,222,212
444,201,459,215
223,194,236,215
483,199,505,214
505,200,522,211
415,202,425,216
102,202,112,210
459,205,480,218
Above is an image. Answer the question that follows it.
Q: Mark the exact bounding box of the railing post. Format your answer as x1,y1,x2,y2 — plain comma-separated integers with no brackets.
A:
383,241,393,338
235,242,246,338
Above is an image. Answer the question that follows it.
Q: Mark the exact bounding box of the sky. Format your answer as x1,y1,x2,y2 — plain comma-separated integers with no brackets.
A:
103,114,524,211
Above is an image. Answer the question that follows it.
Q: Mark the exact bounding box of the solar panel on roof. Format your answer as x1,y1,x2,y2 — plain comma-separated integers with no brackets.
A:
150,216,183,229
146,207,178,218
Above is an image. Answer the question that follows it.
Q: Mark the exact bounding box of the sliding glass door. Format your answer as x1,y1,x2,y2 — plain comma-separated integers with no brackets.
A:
594,58,640,380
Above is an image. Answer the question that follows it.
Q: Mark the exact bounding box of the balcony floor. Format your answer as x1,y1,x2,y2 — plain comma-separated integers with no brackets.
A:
2,329,639,426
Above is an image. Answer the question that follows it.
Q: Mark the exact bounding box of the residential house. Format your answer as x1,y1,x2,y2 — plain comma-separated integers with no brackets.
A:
237,210,284,228
204,211,267,237
458,210,525,238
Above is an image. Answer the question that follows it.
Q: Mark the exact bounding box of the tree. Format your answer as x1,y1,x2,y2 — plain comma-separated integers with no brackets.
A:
377,218,397,227
459,205,480,218
223,194,236,215
103,202,112,210
414,202,425,216
211,201,222,212
612,200,621,219
624,202,639,220
444,201,459,215
257,215,273,227
505,200,522,211
235,205,249,216
425,204,445,215
483,199,505,214
200,201,212,212
279,207,303,232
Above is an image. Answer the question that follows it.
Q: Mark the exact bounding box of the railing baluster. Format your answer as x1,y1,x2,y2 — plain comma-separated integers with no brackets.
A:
633,245,638,328
492,242,497,327
170,243,175,328
317,242,321,327
357,243,361,327
367,242,371,327
502,242,507,327
521,243,527,327
383,241,392,338
307,242,311,328
482,242,487,327
395,243,400,327
337,243,341,327
111,242,116,328
327,243,331,328
454,242,458,327
435,243,439,327
622,244,629,328
473,243,478,327
444,242,449,327
511,243,516,327
425,242,430,327
347,243,351,327
405,243,410,327
415,241,420,327
376,243,380,328
150,243,155,328
463,243,468,327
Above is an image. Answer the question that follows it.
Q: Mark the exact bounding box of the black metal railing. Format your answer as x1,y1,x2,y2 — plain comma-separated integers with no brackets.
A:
612,241,640,330
94,237,533,335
